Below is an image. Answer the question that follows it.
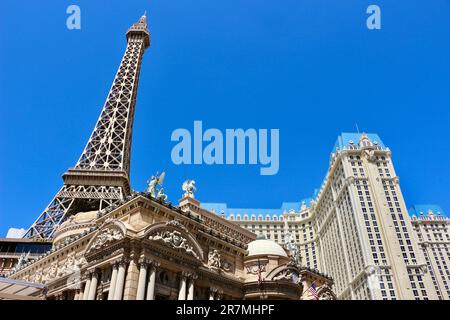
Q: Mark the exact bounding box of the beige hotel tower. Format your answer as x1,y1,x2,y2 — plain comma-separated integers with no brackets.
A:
207,133,443,300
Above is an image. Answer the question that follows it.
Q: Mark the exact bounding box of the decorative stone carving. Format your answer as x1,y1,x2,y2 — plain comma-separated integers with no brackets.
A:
182,270,198,280
87,227,124,253
272,269,300,283
420,264,429,274
57,252,86,277
31,269,43,283
208,249,221,271
345,176,355,186
364,149,376,162
207,249,234,273
38,254,83,284
221,259,234,273
317,283,336,300
42,261,59,283
246,263,266,275
365,265,379,276
319,290,333,300
149,230,199,259
166,220,187,231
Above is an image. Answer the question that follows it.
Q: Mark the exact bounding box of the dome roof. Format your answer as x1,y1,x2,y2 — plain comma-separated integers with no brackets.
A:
247,237,288,258
62,210,97,226
53,210,97,245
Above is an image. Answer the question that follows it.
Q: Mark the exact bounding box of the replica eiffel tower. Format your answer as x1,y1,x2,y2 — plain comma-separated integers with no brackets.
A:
24,14,151,239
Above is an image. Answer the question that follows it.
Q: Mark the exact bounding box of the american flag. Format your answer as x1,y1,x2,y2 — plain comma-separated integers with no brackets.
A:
308,282,319,300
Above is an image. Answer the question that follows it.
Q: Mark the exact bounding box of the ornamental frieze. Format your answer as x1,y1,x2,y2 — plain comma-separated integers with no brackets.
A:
37,252,87,284
165,219,188,232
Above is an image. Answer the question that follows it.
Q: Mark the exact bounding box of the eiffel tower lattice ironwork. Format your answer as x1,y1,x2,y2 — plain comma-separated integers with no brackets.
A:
24,14,151,240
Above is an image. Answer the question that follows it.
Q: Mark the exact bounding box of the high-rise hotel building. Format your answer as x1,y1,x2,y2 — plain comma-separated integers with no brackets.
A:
410,205,450,299
204,132,442,300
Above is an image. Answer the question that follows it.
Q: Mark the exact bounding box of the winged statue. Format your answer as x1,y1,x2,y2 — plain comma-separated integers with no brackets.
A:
146,171,166,198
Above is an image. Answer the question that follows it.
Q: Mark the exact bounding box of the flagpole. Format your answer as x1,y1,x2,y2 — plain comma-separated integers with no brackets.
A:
305,281,319,300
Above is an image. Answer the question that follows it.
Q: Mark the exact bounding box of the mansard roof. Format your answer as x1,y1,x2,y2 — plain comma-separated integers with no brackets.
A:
409,204,447,218
333,132,386,153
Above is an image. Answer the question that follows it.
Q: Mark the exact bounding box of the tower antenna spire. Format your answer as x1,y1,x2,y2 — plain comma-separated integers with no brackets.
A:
355,123,360,134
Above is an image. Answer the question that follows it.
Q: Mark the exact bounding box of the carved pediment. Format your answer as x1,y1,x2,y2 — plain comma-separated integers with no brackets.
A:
86,220,126,254
145,220,204,261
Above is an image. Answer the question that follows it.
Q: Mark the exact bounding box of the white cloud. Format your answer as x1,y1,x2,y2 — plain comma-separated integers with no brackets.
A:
6,228,26,238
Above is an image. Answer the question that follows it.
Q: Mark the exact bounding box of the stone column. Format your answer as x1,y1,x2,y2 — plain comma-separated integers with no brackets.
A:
146,263,159,300
209,287,217,300
113,261,127,300
87,270,99,300
82,276,91,300
74,289,81,300
123,258,140,300
108,262,119,300
187,278,194,300
136,261,148,300
178,272,187,300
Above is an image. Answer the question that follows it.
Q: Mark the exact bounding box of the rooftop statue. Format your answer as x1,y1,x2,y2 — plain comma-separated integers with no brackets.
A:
146,171,166,198
157,187,168,201
284,232,301,267
182,179,196,198
12,252,30,272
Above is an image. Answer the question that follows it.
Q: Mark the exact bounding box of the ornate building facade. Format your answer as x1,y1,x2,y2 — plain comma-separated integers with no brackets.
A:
6,192,335,300
3,14,335,301
1,14,446,301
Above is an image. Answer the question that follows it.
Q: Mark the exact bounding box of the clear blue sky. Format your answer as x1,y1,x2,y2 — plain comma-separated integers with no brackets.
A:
0,0,449,236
